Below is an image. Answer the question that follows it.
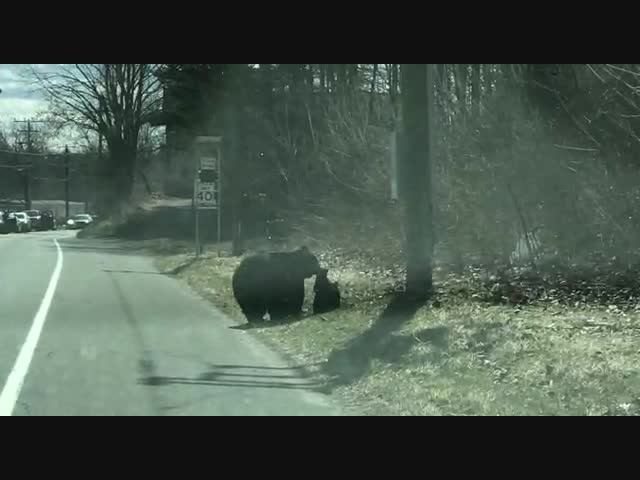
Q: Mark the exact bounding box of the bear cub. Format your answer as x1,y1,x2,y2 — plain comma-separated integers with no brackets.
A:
313,268,341,315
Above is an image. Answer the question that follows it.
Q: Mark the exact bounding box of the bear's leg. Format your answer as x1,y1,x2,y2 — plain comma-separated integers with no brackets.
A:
271,280,304,321
238,296,267,324
289,280,306,316
268,297,289,322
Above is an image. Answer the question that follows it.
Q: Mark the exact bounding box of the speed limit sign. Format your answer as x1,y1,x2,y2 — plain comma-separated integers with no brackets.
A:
193,136,223,257
195,181,217,209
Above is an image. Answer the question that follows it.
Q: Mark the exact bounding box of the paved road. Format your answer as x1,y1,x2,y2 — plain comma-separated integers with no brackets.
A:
0,231,339,416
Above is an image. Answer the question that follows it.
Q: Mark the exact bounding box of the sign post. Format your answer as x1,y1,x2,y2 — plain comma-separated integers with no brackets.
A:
195,195,200,256
390,131,399,201
193,136,223,257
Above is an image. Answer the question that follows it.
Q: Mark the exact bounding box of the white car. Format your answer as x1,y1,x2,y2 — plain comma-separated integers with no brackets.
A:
67,214,93,229
13,212,32,233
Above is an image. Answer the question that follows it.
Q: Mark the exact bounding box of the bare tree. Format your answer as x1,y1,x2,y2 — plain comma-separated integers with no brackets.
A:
31,64,162,210
0,126,10,150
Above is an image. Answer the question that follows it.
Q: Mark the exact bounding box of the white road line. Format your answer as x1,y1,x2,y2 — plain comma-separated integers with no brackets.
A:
0,238,64,416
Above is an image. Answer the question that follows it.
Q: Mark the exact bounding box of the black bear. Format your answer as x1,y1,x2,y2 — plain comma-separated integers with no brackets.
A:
313,268,341,315
232,246,321,324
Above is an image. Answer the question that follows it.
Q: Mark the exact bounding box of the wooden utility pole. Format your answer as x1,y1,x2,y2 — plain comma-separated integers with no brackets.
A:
400,64,435,299
95,132,103,214
64,146,70,220
0,152,33,209
25,169,30,210
14,119,46,152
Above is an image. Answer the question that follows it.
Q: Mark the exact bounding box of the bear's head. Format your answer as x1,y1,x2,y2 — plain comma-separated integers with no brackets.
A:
294,246,321,279
314,268,331,290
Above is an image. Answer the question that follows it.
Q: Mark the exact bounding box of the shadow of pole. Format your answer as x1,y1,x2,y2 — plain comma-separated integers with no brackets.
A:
139,363,325,392
322,291,429,390
165,257,199,276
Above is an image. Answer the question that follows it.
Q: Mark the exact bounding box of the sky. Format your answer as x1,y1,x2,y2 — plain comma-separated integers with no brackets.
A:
0,64,164,152
0,64,48,122
0,64,91,151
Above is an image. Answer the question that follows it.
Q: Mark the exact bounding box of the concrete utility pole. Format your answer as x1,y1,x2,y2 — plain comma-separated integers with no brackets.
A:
400,64,435,299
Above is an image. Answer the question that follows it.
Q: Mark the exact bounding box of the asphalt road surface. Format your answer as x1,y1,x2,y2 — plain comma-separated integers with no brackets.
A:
0,230,339,416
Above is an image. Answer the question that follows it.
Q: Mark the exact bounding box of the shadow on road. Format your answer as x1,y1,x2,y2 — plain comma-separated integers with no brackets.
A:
207,364,311,371
321,292,444,391
139,364,325,392
102,269,165,275
46,236,194,259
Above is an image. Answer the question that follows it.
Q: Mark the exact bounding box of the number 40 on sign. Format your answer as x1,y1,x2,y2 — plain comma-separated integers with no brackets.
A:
195,181,218,209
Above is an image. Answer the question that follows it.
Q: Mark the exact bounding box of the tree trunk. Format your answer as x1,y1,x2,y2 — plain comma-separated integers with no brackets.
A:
455,64,468,113
103,138,136,215
306,64,314,90
392,64,400,96
336,64,346,94
319,64,326,91
471,64,481,116
400,64,434,299
369,63,379,118
260,64,275,122
434,64,449,124
485,64,494,95
388,64,400,119
327,64,335,92
525,63,561,113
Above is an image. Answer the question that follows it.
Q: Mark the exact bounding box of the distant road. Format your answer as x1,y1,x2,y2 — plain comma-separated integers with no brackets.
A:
31,200,87,218
0,231,339,416
0,199,86,218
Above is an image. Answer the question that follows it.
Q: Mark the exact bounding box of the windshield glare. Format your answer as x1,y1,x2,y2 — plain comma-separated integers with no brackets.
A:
2,63,640,417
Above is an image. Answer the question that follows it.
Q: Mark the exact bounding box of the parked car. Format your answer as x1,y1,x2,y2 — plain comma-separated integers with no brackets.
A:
0,211,8,234
13,212,32,233
39,210,56,231
25,210,42,230
66,214,93,229
2,211,18,233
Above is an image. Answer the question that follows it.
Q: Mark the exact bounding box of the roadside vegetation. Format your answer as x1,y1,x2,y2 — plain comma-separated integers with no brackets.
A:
155,239,640,416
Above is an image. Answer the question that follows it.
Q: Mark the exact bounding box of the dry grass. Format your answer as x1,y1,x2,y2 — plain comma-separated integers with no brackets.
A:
156,250,640,416
76,219,118,239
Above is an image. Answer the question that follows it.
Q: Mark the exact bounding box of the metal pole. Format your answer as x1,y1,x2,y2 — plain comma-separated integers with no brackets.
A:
195,206,200,258
194,152,200,257
390,130,399,201
217,144,222,252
